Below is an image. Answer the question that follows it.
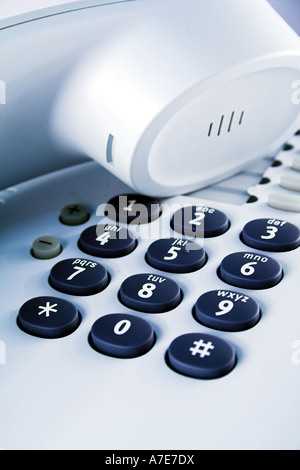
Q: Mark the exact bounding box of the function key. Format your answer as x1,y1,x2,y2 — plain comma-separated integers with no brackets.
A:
90,314,155,358
171,205,229,238
18,296,80,338
49,258,109,295
60,203,90,226
119,273,181,313
166,333,236,379
79,224,136,258
242,218,300,252
194,290,260,332
219,252,282,289
105,194,161,224
146,238,206,273
31,236,62,260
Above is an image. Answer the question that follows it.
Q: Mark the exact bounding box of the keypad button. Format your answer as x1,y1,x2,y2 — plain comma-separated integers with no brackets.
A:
267,192,300,212
219,252,282,289
90,314,155,358
105,194,161,224
60,203,90,225
170,205,229,238
119,273,182,313
79,224,136,258
167,333,236,379
31,236,62,259
146,238,206,273
18,296,80,338
49,258,109,295
194,290,260,332
242,218,300,252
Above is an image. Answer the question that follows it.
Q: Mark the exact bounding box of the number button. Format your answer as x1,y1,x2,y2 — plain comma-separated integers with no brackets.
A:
242,218,300,252
146,238,206,273
119,273,182,313
90,314,155,358
18,296,80,338
171,205,229,237
219,252,282,289
105,194,161,224
194,290,260,331
79,224,136,257
49,258,109,295
166,333,236,379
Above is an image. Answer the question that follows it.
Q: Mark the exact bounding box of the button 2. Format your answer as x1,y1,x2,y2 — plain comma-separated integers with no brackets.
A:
167,333,236,379
171,205,229,237
90,314,155,358
18,296,80,338
119,273,182,313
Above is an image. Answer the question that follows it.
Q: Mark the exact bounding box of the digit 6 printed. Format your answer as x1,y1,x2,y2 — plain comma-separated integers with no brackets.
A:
240,261,257,276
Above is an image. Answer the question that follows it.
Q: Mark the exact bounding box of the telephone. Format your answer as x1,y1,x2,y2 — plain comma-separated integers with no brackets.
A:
0,0,300,451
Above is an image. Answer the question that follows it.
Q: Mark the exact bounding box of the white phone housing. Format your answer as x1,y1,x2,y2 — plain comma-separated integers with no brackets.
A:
1,0,300,195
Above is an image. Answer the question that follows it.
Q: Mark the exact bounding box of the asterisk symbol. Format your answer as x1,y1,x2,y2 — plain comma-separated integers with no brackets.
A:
38,302,58,318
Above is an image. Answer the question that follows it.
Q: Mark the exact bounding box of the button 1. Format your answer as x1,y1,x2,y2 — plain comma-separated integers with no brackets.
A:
171,205,229,237
146,238,206,273
194,290,260,331
31,236,62,259
18,296,80,338
242,218,300,252
90,314,155,358
79,224,136,258
167,333,236,379
49,258,109,295
219,252,282,289
60,203,90,225
105,194,161,224
119,273,182,313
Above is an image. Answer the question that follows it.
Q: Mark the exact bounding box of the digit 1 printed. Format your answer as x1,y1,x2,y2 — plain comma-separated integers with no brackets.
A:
123,200,136,212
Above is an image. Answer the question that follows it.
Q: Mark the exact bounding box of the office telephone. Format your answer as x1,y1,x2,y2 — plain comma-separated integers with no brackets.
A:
0,0,300,450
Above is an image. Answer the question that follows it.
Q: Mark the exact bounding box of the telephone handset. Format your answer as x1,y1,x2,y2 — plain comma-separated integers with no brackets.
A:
0,0,300,451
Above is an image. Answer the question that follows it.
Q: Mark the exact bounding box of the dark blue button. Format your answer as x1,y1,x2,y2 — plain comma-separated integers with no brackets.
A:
90,313,155,358
18,296,80,338
105,194,161,224
146,238,206,273
242,218,300,252
171,205,229,238
119,273,182,313
49,258,109,295
194,290,260,331
79,224,136,258
167,333,236,379
219,252,282,289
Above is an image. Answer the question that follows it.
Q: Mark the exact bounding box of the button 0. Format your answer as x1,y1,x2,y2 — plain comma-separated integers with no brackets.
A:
90,314,155,358
166,333,236,379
